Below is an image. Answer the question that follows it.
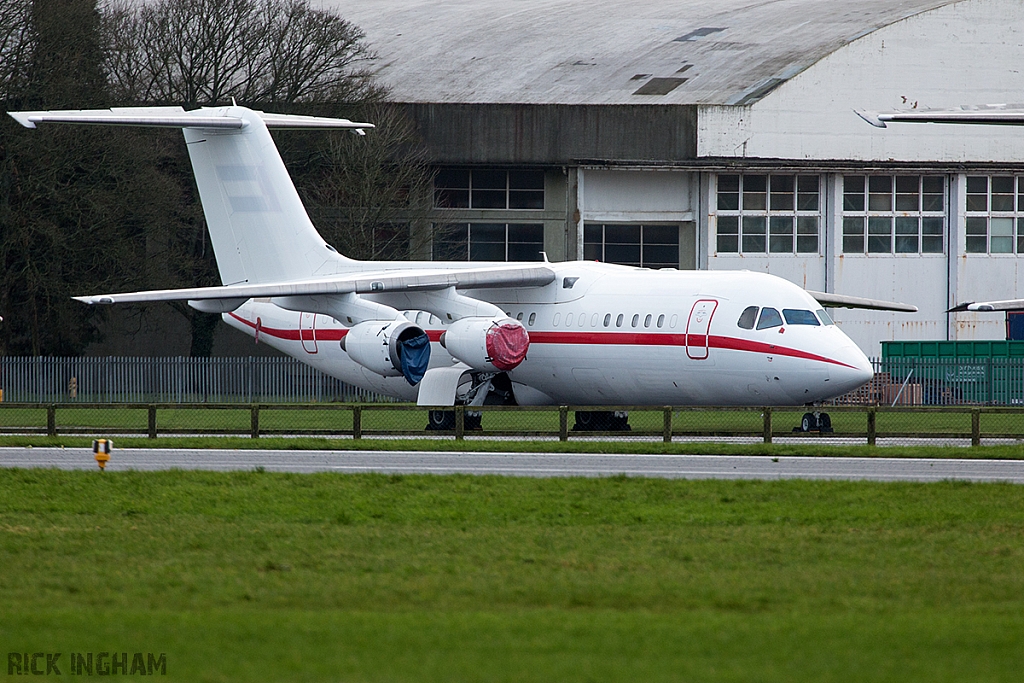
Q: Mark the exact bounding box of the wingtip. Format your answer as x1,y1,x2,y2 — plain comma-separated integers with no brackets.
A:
7,111,37,128
73,295,114,305
854,110,887,128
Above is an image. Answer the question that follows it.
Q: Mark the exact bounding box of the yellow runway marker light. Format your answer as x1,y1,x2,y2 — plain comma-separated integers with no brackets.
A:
92,439,112,470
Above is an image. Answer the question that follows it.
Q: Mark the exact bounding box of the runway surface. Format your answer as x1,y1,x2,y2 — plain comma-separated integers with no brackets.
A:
2,447,1024,483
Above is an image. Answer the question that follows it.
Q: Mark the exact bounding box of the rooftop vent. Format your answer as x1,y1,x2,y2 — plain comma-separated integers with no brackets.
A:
632,77,688,96
674,27,725,42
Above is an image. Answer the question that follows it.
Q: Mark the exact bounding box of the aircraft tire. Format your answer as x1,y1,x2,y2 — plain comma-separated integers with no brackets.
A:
426,410,455,430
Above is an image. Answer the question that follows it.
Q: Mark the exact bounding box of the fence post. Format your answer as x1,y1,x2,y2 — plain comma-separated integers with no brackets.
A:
762,407,772,444
971,408,981,447
867,407,876,446
663,406,672,444
250,404,260,439
46,404,56,437
353,405,362,440
559,406,568,442
148,405,157,439
455,405,465,441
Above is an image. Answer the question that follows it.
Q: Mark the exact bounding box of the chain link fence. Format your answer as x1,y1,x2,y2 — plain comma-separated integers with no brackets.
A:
0,356,388,403
0,356,1022,446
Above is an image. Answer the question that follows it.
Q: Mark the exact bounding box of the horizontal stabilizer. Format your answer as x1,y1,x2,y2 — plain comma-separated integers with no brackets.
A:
856,104,1024,128
9,106,373,132
807,290,917,312
949,299,1024,312
74,265,556,306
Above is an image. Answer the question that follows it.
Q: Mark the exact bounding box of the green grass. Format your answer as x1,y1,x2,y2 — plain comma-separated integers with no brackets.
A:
2,470,1024,681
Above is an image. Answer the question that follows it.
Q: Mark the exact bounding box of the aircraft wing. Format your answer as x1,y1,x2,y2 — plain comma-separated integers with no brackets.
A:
856,104,1024,128
949,299,1024,312
806,291,918,312
73,265,556,306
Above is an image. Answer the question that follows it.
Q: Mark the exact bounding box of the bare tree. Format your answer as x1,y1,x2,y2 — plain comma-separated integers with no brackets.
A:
295,102,440,260
0,0,33,104
2,0,440,356
102,0,381,106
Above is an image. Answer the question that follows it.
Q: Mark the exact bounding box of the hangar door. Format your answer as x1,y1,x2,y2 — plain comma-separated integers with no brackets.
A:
580,169,695,268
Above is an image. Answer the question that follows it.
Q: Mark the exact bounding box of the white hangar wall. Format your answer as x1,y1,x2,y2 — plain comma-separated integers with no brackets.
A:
699,0,1024,355
698,0,1024,163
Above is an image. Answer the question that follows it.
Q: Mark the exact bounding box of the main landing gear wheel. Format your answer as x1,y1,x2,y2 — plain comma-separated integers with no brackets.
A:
426,410,455,431
796,411,833,433
572,410,631,432
425,410,482,431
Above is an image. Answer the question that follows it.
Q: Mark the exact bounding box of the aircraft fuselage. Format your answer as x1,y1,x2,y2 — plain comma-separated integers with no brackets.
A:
224,261,873,406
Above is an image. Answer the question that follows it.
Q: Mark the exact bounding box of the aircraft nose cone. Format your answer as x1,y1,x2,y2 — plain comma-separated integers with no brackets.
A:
832,345,874,394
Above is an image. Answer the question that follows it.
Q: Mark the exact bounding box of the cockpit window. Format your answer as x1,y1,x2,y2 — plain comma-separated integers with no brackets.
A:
756,307,783,330
816,309,834,325
782,309,820,326
737,306,758,330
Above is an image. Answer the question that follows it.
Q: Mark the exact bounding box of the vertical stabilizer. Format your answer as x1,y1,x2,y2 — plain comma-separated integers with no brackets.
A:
184,107,349,284
8,105,373,284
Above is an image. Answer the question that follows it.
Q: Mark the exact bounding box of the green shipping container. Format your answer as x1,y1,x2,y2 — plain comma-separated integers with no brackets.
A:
882,340,1024,359
880,341,1024,405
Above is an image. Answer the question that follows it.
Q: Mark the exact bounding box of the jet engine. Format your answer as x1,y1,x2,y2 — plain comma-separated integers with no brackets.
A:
340,320,430,385
440,317,529,372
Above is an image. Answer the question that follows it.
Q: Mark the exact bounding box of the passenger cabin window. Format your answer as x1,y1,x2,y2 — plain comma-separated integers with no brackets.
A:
644,314,652,328
782,309,820,326
816,309,834,325
657,314,665,328
631,314,639,327
528,312,537,326
756,307,783,330
603,314,611,327
737,306,758,329
616,314,624,327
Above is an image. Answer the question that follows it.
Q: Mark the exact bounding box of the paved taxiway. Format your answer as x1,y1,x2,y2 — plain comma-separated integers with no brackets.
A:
2,447,1023,483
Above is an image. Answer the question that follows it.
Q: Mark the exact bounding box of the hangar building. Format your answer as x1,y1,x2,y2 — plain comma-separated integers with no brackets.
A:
330,0,1024,355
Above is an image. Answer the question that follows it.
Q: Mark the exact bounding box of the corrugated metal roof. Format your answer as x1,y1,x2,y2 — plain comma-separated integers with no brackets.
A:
323,0,961,105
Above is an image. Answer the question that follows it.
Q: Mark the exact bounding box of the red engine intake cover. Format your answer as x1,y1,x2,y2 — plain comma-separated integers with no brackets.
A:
485,322,530,371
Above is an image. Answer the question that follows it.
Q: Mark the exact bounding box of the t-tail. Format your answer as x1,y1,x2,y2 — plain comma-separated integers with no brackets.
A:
8,105,373,285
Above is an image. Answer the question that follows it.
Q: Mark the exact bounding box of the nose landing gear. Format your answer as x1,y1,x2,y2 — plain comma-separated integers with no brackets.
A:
795,411,833,433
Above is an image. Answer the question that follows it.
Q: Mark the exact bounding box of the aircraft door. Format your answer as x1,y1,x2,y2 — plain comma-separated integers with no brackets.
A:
685,299,718,360
299,312,318,354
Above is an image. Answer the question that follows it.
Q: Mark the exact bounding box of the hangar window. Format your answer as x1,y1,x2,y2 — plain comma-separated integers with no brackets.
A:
432,223,544,261
715,174,820,255
584,224,679,268
434,169,545,210
964,176,1024,254
842,176,945,255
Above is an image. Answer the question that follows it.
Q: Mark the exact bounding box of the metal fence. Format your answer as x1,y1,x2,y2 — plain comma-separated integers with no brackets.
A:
0,402,1021,447
2,355,1024,406
0,356,388,403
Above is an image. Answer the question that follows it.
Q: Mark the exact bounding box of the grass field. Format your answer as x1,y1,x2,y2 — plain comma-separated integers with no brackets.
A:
2,470,1023,681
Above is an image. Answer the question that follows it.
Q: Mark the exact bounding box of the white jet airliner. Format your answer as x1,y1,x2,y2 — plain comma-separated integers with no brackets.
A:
10,105,916,430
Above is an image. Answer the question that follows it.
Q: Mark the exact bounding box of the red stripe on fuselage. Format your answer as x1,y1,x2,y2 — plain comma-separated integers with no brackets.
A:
227,313,854,369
